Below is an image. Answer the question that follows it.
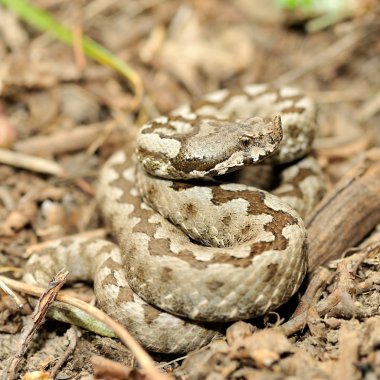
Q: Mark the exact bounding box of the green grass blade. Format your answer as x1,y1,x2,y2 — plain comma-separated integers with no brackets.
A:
0,0,143,105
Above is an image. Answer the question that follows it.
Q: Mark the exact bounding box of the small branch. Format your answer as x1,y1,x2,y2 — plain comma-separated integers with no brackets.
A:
13,123,113,156
0,275,169,380
282,242,379,337
274,30,365,85
357,90,380,122
0,148,65,176
314,131,373,159
50,327,79,379
3,270,68,380
92,355,137,380
0,279,24,308
280,268,332,336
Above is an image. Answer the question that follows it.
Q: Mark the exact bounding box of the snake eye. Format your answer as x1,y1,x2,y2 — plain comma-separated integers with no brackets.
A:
239,135,253,147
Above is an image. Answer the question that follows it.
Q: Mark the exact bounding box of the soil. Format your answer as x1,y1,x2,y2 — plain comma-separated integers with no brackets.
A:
0,1,379,379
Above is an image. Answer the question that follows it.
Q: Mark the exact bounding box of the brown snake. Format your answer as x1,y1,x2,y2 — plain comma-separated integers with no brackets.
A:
24,84,326,353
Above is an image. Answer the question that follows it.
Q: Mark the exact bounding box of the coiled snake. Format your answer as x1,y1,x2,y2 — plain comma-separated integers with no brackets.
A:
24,84,325,353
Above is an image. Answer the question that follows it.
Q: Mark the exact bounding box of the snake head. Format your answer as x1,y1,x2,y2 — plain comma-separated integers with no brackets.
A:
137,114,283,179
179,115,284,178
236,115,283,162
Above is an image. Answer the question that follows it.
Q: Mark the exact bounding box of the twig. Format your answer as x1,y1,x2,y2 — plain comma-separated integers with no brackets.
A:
274,30,365,86
357,90,380,122
0,279,24,308
13,123,115,156
0,267,23,275
0,275,169,380
50,327,79,379
282,241,379,338
0,148,65,176
91,355,137,379
72,4,86,72
314,131,373,159
309,89,369,104
280,268,332,336
3,270,68,380
349,242,378,274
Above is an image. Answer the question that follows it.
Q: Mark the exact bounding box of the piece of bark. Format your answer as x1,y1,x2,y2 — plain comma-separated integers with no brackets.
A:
306,149,380,272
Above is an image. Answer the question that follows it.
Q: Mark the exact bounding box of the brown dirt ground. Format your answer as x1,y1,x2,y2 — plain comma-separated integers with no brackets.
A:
0,0,380,379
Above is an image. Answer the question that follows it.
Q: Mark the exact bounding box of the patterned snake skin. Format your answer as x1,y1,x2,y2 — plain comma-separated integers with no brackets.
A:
24,84,325,353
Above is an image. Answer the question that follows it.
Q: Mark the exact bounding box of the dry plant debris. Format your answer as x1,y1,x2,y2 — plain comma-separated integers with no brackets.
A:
0,0,379,379
3,270,68,380
306,148,380,270
176,241,380,380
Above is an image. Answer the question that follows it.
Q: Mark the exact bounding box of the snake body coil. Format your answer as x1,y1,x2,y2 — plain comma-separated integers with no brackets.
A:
24,84,325,353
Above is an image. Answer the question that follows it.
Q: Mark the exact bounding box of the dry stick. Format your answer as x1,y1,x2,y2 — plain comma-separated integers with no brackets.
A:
274,30,366,86
3,270,68,380
50,327,79,378
291,267,332,320
0,279,24,308
282,152,380,336
280,268,332,337
316,261,355,317
92,355,136,379
306,148,380,272
357,90,380,122
314,132,373,159
282,241,380,337
13,123,112,155
309,89,369,104
0,148,65,176
0,275,169,380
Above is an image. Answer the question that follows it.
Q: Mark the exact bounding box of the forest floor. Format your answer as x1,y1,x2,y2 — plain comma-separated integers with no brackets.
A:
0,1,380,379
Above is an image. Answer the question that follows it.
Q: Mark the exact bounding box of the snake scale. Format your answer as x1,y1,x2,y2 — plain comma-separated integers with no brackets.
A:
24,84,326,353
